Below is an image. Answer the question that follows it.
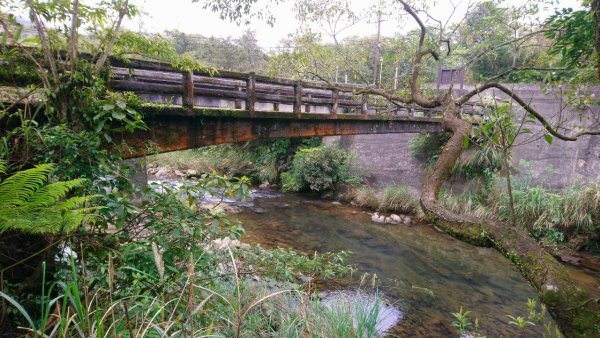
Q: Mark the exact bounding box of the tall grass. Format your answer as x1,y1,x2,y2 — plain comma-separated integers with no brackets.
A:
345,184,418,215
379,185,418,214
1,245,387,337
441,177,600,249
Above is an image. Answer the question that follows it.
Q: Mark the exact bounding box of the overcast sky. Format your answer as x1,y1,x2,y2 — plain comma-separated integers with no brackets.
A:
124,0,583,51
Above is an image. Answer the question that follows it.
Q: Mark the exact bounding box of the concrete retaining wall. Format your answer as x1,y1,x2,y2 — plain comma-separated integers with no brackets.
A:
326,84,600,193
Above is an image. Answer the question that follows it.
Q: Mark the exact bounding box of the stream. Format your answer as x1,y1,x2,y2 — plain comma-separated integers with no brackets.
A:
150,178,599,336
232,189,553,337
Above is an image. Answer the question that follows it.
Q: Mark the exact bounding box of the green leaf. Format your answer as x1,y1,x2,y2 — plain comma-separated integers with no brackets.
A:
111,111,126,120
102,104,115,111
462,137,470,148
14,25,23,42
0,291,36,330
544,134,553,144
211,219,219,232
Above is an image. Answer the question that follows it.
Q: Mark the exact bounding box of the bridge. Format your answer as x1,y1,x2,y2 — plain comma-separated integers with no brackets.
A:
3,56,484,158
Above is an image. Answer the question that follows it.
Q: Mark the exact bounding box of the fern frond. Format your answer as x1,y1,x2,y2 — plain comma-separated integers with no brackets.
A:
0,164,55,207
20,179,89,211
0,164,99,234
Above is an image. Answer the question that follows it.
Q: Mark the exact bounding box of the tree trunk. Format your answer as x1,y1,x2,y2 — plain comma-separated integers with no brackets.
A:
502,149,517,227
420,98,600,337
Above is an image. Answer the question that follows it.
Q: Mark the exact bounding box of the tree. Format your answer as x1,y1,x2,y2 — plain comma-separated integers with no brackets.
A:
395,1,600,335
167,29,269,73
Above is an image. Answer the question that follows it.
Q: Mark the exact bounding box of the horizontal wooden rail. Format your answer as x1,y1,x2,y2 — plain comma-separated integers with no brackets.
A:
107,59,480,118
0,47,484,119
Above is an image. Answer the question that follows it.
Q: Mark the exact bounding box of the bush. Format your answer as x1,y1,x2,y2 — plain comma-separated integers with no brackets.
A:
347,185,380,209
379,185,418,214
148,138,322,184
343,184,418,214
281,144,362,193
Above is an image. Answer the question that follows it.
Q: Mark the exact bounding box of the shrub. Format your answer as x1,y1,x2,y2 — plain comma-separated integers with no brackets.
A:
348,185,379,209
281,144,362,193
408,133,451,166
378,185,418,214
148,138,323,184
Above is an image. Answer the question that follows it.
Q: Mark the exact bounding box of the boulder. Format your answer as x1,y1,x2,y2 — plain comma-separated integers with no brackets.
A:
371,212,386,224
155,167,170,178
390,214,401,223
185,169,198,177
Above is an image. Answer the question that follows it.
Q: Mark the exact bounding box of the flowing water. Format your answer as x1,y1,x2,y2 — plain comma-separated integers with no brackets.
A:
233,189,554,337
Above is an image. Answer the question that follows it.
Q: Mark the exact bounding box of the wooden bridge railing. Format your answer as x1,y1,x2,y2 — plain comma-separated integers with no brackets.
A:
108,58,483,119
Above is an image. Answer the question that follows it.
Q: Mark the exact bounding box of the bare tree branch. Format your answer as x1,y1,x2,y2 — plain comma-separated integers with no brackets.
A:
397,0,441,108
95,0,129,70
25,0,58,85
457,83,600,141
69,0,80,72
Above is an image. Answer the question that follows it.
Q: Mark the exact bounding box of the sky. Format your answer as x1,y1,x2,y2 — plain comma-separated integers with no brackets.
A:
124,0,583,51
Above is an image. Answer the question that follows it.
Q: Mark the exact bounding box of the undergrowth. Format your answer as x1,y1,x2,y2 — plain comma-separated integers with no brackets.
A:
441,169,600,251
0,177,377,337
147,138,321,184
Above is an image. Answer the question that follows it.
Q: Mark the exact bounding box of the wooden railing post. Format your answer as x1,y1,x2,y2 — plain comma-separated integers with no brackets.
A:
235,85,243,109
246,72,256,115
182,71,194,110
273,89,280,111
361,93,368,117
331,89,339,118
305,94,311,113
293,81,302,117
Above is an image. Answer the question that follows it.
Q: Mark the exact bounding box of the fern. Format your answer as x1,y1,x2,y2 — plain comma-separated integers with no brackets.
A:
0,161,101,233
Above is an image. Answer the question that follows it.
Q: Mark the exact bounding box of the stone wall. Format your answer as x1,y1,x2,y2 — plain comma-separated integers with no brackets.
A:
326,84,600,193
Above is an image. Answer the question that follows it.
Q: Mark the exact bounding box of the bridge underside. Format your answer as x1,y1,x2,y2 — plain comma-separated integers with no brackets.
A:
117,105,445,158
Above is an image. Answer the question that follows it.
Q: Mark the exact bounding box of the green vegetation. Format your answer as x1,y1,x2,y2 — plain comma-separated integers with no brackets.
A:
148,137,321,184
0,246,374,337
451,307,473,336
409,132,503,179
345,184,418,215
281,143,364,194
450,299,563,337
0,162,99,233
441,163,600,252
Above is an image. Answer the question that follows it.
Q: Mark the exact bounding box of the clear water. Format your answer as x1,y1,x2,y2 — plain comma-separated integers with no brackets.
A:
233,190,553,337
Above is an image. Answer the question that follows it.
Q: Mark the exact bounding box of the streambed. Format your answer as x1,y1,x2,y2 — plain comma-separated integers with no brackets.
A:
233,189,553,337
